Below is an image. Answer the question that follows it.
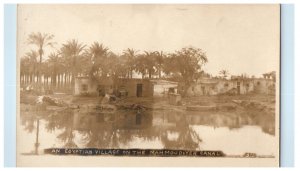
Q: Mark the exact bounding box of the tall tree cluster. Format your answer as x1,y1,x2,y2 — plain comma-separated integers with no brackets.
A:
20,32,208,94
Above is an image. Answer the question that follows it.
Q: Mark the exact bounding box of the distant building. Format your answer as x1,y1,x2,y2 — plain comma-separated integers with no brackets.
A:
252,78,275,95
262,71,276,80
179,71,276,96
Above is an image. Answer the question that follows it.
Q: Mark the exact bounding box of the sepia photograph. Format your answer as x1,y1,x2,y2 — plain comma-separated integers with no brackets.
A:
17,4,280,167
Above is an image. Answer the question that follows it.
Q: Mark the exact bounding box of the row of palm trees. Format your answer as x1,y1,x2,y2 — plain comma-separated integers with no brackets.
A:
20,32,208,93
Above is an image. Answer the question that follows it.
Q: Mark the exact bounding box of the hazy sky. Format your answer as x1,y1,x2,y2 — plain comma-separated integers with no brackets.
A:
18,4,280,77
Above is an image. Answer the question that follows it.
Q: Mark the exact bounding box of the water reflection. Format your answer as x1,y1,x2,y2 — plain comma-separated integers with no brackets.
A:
20,103,275,153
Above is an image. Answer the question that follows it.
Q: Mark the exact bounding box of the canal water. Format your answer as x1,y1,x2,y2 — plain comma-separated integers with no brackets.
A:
18,104,276,157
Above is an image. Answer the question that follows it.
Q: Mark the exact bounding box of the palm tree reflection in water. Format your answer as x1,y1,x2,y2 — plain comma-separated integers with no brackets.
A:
38,108,203,150
161,114,202,150
20,105,274,152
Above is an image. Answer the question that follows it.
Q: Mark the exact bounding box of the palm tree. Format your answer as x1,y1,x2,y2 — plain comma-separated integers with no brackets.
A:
27,32,55,83
143,51,156,79
60,53,72,90
85,42,109,78
105,52,127,87
40,62,51,88
20,57,29,85
134,54,147,79
219,70,229,79
60,39,86,92
154,51,165,78
110,54,128,79
23,50,39,84
122,48,138,78
47,52,61,88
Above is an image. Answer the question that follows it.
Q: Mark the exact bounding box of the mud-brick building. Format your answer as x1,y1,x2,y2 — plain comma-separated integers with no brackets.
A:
178,78,219,96
252,78,275,95
74,76,153,97
117,78,154,97
74,76,178,98
228,77,255,95
179,78,255,96
150,80,178,97
74,76,97,95
74,76,114,96
117,79,178,97
179,72,275,96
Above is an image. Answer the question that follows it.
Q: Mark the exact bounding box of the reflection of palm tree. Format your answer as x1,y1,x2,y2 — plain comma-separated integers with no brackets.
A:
81,113,155,148
35,119,40,154
45,113,58,133
135,128,158,142
63,130,78,148
86,130,109,148
21,115,36,133
177,127,202,150
57,126,78,148
161,114,202,150
43,109,202,150
116,130,135,147
110,130,120,148
44,108,78,148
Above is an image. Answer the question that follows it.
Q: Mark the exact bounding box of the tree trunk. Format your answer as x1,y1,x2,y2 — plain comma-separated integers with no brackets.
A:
38,48,43,84
57,74,60,89
64,73,67,89
36,70,39,84
25,75,27,84
71,72,75,94
68,73,71,89
30,74,33,83
182,81,191,97
20,74,23,85
149,71,152,79
158,69,161,78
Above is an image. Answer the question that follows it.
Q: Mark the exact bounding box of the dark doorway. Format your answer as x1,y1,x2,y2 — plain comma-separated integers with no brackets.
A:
97,85,105,97
201,86,205,95
136,113,142,125
96,114,104,123
237,82,240,94
169,87,175,93
136,84,143,97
